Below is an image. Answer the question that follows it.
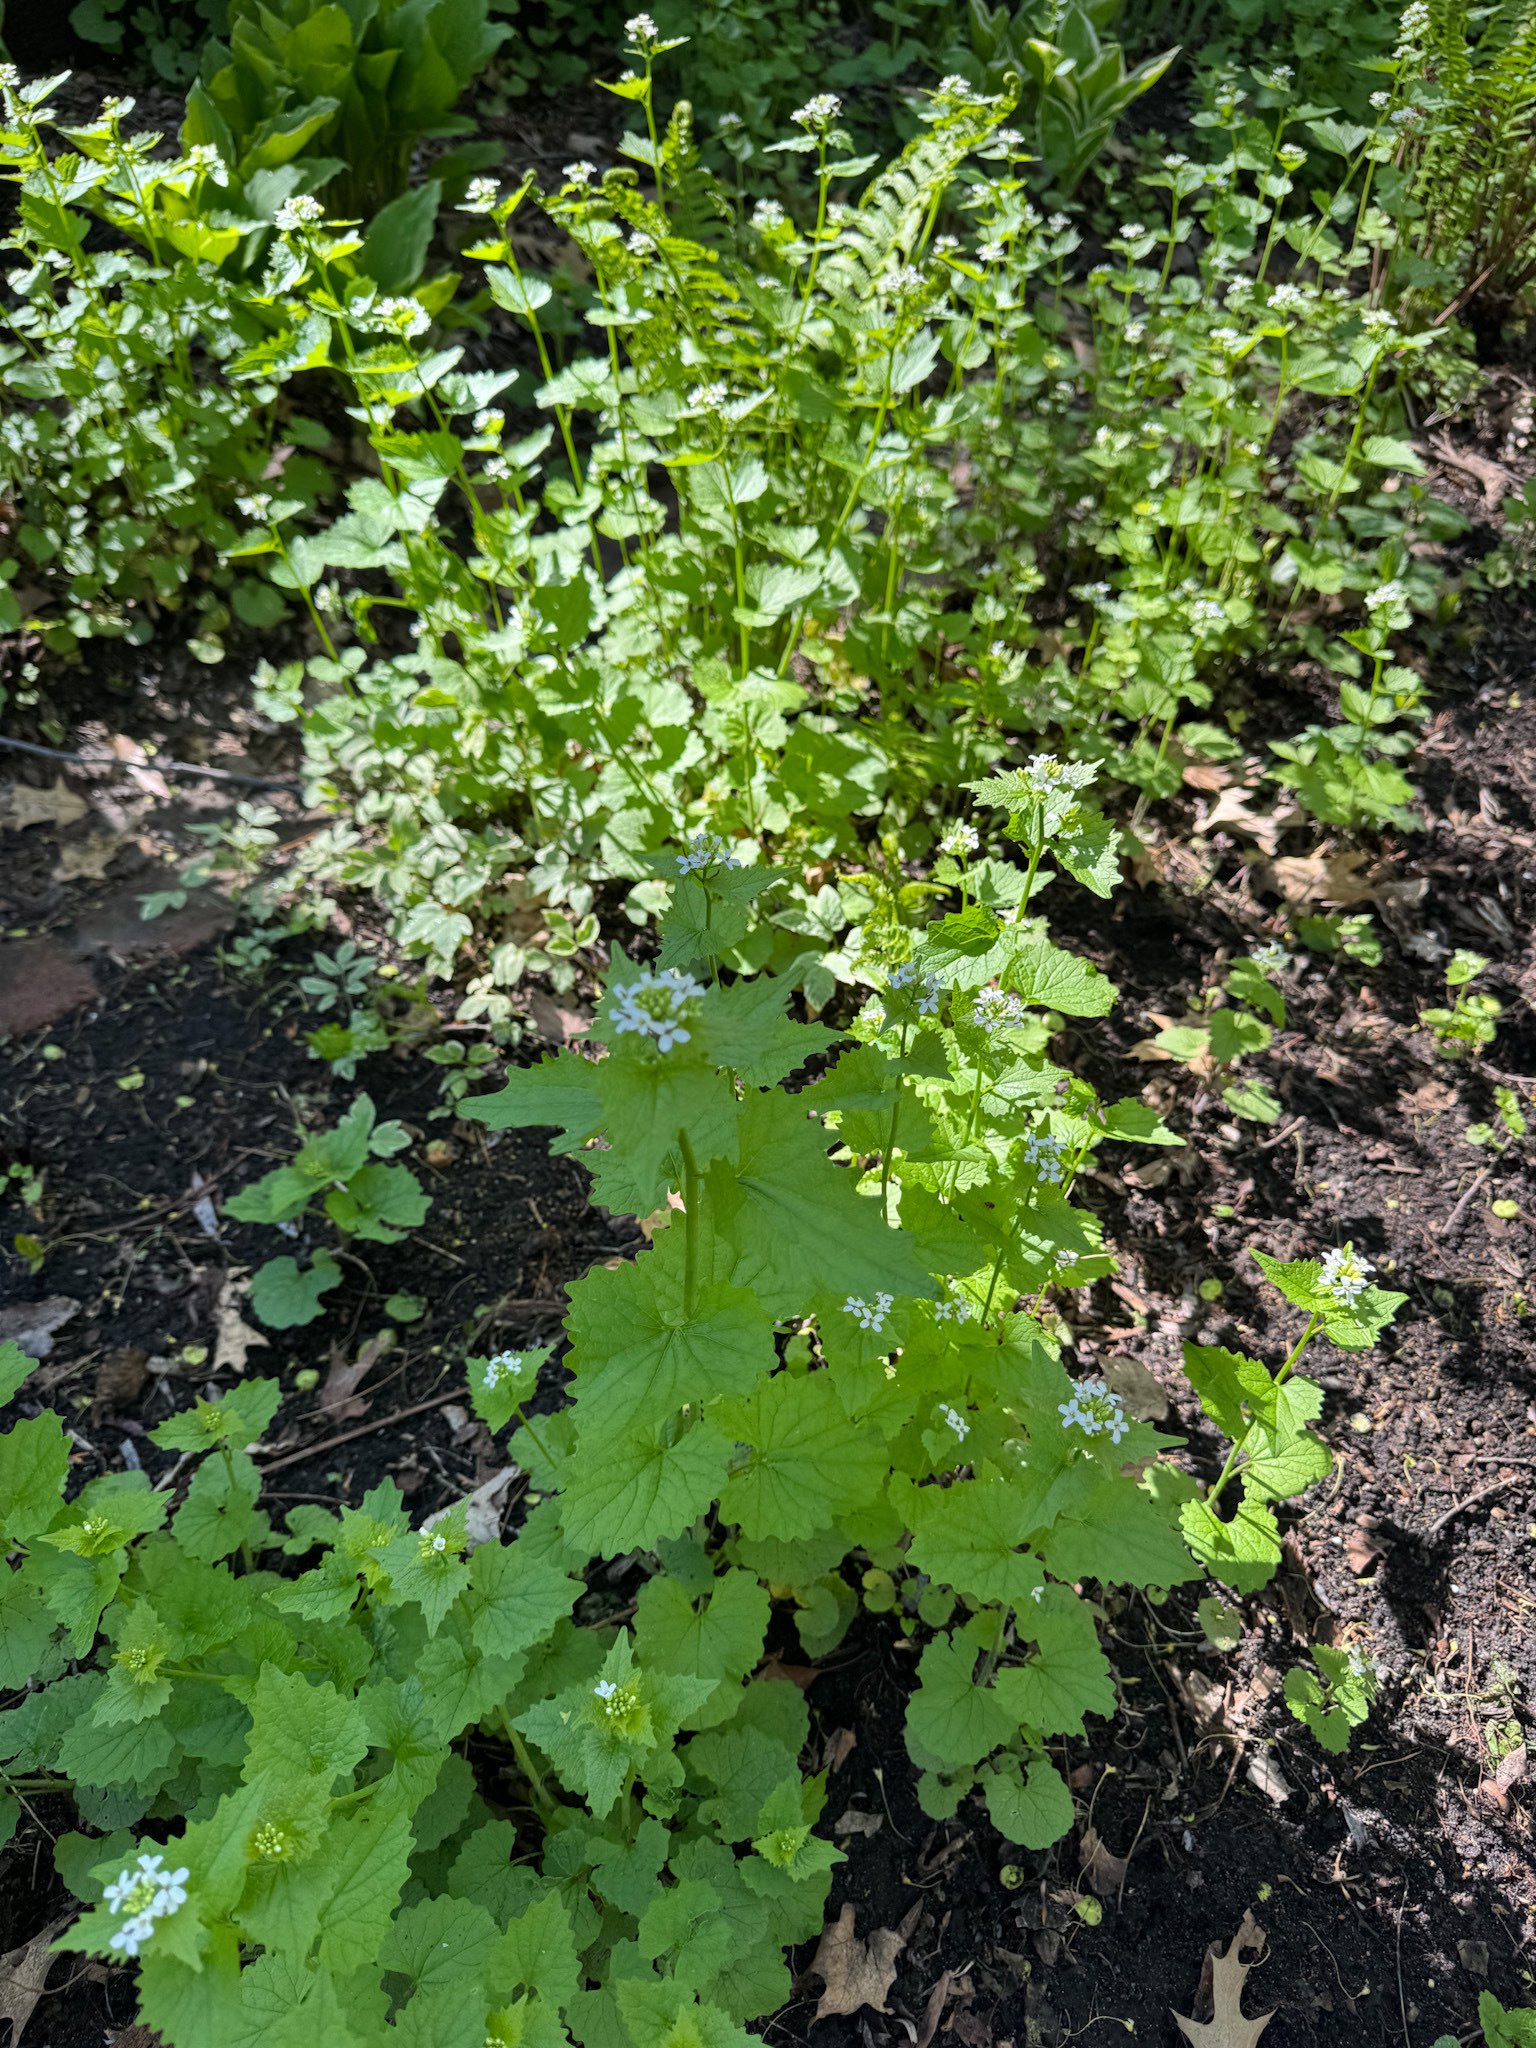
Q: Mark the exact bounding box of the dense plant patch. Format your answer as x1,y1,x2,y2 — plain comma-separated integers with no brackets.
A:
2,0,1535,2039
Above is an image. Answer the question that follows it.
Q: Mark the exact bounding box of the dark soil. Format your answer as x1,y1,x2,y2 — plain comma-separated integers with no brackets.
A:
3,614,1535,2048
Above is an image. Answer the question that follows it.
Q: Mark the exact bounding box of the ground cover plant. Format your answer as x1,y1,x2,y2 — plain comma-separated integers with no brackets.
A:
2,0,1536,2039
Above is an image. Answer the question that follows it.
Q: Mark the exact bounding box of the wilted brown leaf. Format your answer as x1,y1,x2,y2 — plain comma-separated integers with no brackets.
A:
1078,1824,1131,1896
1098,1353,1169,1423
1,779,88,832
320,1329,394,1419
53,830,126,882
212,1272,268,1377
807,1902,915,2020
0,1917,73,2044
92,1347,149,1417
1174,1911,1274,2047
1264,849,1374,907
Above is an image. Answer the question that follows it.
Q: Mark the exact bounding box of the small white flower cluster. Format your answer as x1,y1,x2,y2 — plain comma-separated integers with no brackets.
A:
933,1290,973,1325
1260,63,1294,88
971,987,1025,1033
1058,1377,1129,1445
372,295,429,338
1268,281,1312,315
1077,581,1112,607
186,143,226,184
844,1292,895,1334
1360,306,1399,336
474,407,505,436
994,127,1024,153
626,230,654,255
1346,1645,1376,1684
274,193,323,231
103,1851,190,1959
977,239,1007,264
482,1351,526,1390
1210,324,1245,354
0,64,20,96
792,93,842,130
889,962,943,1016
608,966,705,1052
236,493,272,521
563,160,598,186
939,822,979,857
1047,211,1070,233
1120,222,1149,241
483,455,512,483
687,380,728,411
1023,1129,1065,1183
1190,596,1226,629
1365,579,1407,613
887,264,925,297
1318,1244,1374,1309
1020,751,1066,793
625,11,657,40
1396,0,1429,53
752,198,787,232
1163,151,1189,169
1370,89,1392,111
1123,318,1146,345
938,1403,970,1442
461,176,501,212
676,827,740,874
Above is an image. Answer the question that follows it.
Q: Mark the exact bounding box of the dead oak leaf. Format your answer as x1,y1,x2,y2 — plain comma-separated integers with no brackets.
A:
53,830,127,882
212,1272,268,1377
1174,1911,1274,2047
0,1916,74,2044
808,1901,915,2020
1,778,88,833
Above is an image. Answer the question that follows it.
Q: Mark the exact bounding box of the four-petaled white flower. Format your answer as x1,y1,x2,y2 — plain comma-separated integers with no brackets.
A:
1249,940,1288,973
933,1289,973,1324
593,1678,618,1700
186,143,226,184
1058,1376,1129,1445
977,239,1006,264
792,93,842,129
939,823,979,858
844,1292,895,1334
1023,1129,1065,1184
372,295,429,338
274,194,323,231
625,12,657,41
103,1851,190,1959
563,160,597,186
1346,1645,1376,1683
687,381,728,412
752,198,787,231
237,493,272,521
971,986,1025,1033
461,176,500,212
677,828,740,875
939,1404,970,1442
607,965,706,1053
483,1351,526,1390
1318,1244,1374,1309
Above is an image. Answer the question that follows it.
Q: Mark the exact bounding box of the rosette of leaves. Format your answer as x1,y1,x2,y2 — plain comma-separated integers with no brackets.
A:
224,1093,430,1326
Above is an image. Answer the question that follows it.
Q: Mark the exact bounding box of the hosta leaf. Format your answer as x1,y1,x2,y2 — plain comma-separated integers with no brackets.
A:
982,1755,1074,1849
719,1373,885,1542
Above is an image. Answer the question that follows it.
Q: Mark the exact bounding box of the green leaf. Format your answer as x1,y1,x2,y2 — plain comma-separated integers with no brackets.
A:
249,1252,342,1329
719,1372,884,1542
565,1236,775,1442
693,975,839,1086
616,1980,755,2048
173,1450,271,1563
313,1806,416,1972
1480,1993,1536,2048
359,181,440,293
0,1340,36,1404
151,1379,282,1454
907,1479,1045,1613
240,1667,371,1788
1041,1477,1197,1590
560,1418,732,1560
982,1755,1074,1849
0,1411,70,1543
324,1162,430,1243
1053,813,1122,898
1005,940,1117,1017
465,1543,581,1662
905,1630,1016,1771
634,1569,769,1724
1179,1495,1281,1593
996,1593,1117,1736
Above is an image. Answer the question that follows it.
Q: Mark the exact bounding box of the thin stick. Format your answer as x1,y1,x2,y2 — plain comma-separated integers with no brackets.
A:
0,732,301,791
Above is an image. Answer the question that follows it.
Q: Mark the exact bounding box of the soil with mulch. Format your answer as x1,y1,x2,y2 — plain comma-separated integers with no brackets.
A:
3,629,1536,2048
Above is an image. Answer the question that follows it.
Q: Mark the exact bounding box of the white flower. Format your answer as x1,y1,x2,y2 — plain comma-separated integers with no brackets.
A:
844,1292,895,1334
474,407,505,435
607,965,706,1053
1047,211,1069,232
933,1288,974,1324
626,230,653,255
593,1678,618,1700
1370,90,1391,110
687,380,728,411
1058,1376,1129,1445
625,11,657,40
1347,1645,1376,1683
995,128,1024,152
1163,151,1189,168
186,143,226,183
1023,1129,1065,1184
1318,1244,1374,1308
0,65,19,95
483,1351,526,1390
102,1851,190,1957
971,986,1025,1033
978,239,1006,264
1191,597,1226,628
1249,941,1288,972
483,456,511,483
1365,579,1407,612
1020,751,1066,793
752,198,787,231
676,828,740,874
1262,64,1294,87
1269,282,1309,313
939,1403,970,1441
461,176,500,212
1120,222,1148,241
939,822,979,858
372,295,429,338
274,194,323,231
1210,325,1244,353
888,264,925,296
1124,319,1145,344
429,1533,448,1554
792,93,842,129
563,160,598,186
1360,306,1399,335
717,111,744,131
236,493,272,521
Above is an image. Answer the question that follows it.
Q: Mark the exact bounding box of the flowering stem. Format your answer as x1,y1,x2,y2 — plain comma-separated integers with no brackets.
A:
1204,1310,1324,1512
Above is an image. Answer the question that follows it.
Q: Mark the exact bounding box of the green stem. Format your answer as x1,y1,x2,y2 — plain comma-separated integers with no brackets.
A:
1204,1311,1324,1512
679,1128,701,1314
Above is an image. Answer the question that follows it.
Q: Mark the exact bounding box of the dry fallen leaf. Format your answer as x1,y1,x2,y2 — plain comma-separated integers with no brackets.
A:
0,1295,80,1358
212,1272,268,1377
1098,1353,1169,1423
320,1329,395,1419
832,1809,883,1839
92,1347,149,1417
1264,848,1374,907
0,1917,74,2045
1174,1911,1274,2046
53,830,127,882
1,778,88,832
1200,785,1295,856
808,1902,913,2020
1078,1824,1131,1897
823,1726,857,1773
424,1467,515,1550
